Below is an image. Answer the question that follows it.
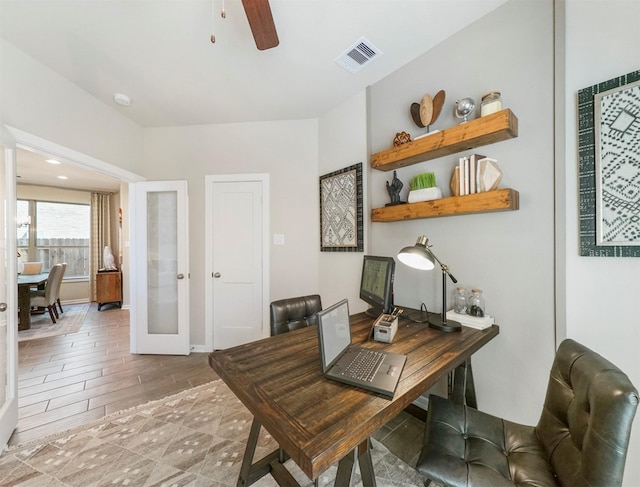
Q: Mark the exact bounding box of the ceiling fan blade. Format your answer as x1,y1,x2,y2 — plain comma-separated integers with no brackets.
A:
241,0,279,50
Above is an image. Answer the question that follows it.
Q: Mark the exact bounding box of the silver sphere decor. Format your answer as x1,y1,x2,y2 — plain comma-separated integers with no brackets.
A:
455,97,475,123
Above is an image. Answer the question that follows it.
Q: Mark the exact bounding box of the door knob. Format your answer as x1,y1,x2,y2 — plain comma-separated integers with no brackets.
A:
213,272,221,278
0,303,6,312
177,274,185,279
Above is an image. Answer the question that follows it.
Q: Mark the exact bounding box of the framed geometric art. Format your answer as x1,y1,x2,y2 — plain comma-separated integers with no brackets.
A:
578,69,640,256
319,163,363,252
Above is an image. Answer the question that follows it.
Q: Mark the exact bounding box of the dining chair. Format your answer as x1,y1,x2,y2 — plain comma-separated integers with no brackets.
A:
29,264,63,323
416,339,639,487
21,262,43,275
56,262,67,314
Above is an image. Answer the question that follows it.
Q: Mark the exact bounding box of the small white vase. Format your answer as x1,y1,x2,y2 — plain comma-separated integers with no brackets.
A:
407,187,442,203
103,246,117,270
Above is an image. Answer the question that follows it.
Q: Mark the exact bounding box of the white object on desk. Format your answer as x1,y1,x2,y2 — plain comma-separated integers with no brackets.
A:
446,310,494,330
372,314,398,343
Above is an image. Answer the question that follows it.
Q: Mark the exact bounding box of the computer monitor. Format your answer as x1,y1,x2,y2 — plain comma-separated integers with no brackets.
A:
359,255,395,317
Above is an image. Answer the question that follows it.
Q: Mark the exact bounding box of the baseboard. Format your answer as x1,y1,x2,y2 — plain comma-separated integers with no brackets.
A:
191,344,213,353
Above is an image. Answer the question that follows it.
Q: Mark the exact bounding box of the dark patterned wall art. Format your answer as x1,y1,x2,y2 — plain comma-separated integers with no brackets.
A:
319,163,363,252
578,69,640,257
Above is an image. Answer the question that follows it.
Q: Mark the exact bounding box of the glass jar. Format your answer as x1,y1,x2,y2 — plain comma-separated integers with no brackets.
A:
480,92,502,117
453,286,467,314
468,289,485,317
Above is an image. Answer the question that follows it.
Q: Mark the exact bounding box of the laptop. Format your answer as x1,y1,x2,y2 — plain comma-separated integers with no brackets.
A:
317,299,407,397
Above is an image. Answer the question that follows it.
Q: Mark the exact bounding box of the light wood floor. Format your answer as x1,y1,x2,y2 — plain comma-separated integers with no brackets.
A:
12,303,425,466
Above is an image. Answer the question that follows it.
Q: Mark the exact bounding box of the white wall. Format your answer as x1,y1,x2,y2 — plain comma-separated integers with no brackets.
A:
0,41,143,172
368,0,556,424
563,1,640,484
318,91,370,311
142,121,319,345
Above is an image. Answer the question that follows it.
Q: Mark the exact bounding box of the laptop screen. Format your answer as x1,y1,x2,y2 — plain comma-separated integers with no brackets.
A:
317,299,351,373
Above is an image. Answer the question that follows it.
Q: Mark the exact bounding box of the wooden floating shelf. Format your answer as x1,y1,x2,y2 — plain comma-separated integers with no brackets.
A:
371,109,518,171
371,188,519,222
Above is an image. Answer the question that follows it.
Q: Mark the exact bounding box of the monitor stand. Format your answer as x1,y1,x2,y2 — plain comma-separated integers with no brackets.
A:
365,307,383,318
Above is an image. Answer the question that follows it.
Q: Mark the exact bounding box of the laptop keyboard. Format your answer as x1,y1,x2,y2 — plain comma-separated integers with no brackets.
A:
342,349,385,382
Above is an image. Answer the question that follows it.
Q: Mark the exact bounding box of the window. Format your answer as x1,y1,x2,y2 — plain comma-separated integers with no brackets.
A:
17,199,90,278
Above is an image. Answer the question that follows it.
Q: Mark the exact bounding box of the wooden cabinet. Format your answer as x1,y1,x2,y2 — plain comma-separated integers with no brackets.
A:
96,270,122,310
370,109,520,220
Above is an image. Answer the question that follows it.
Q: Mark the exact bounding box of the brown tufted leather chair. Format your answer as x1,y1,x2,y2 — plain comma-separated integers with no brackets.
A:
269,294,322,336
417,339,639,487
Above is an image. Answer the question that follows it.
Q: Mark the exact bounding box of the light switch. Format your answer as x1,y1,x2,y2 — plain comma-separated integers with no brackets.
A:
273,234,285,245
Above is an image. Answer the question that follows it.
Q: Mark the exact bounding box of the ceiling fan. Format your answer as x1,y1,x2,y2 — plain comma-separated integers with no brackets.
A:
241,0,279,50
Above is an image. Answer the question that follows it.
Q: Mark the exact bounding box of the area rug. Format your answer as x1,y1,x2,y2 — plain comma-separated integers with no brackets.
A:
18,303,90,342
0,380,425,486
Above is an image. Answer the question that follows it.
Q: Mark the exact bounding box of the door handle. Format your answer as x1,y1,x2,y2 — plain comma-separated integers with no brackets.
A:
177,274,185,279
0,303,6,312
213,272,221,278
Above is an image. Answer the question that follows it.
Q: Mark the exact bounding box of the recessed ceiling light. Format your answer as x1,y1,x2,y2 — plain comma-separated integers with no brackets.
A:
46,159,61,165
113,93,131,106
57,176,68,180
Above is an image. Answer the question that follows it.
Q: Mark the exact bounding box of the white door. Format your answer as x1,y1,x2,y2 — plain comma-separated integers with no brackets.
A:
205,174,269,350
0,127,19,448
131,181,190,355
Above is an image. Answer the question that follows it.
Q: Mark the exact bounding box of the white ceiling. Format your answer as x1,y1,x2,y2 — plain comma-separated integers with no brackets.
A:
16,147,122,193
1,0,509,189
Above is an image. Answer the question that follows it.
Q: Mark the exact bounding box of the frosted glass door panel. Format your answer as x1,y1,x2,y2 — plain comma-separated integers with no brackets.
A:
132,180,189,355
147,191,178,335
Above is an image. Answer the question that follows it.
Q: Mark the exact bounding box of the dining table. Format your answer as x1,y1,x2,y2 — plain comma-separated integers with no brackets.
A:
17,272,48,330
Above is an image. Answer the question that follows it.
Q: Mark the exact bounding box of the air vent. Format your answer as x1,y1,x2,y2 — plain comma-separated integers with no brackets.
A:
335,37,383,74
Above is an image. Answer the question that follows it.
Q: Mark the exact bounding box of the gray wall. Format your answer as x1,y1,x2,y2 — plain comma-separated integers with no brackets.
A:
562,0,640,482
318,91,370,311
142,121,320,345
367,0,556,424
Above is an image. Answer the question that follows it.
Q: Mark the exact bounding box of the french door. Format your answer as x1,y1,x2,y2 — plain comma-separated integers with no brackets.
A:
0,127,19,448
130,181,190,355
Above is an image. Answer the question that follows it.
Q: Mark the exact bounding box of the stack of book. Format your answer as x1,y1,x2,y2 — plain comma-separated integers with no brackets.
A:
446,310,495,330
451,154,502,196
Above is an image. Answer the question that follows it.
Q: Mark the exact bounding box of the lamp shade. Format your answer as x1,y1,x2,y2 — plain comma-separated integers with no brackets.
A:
397,236,435,271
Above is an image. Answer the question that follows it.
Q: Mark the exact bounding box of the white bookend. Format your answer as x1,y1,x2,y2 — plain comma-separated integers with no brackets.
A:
477,157,502,192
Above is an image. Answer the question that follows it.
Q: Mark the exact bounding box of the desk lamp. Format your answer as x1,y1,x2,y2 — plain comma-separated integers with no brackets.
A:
397,236,461,332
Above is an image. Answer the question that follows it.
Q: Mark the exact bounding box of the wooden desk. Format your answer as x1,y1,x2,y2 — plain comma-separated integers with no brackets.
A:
17,273,48,331
208,312,499,486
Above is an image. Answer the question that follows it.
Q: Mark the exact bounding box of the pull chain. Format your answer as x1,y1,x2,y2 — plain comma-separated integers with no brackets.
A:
211,0,226,44
210,0,216,43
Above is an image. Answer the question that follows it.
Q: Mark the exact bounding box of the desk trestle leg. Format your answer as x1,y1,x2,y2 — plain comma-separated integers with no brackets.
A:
335,438,377,487
237,417,313,487
448,359,477,408
237,418,282,487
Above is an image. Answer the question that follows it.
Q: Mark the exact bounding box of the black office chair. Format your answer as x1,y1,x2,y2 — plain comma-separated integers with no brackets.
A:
416,339,638,487
269,294,322,336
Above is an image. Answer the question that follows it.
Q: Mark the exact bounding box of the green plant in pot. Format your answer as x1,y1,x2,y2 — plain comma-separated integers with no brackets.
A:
408,172,442,203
